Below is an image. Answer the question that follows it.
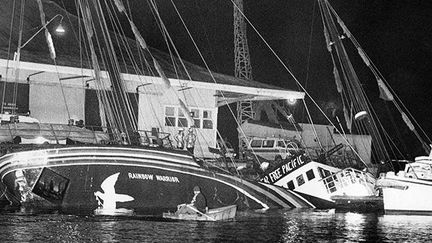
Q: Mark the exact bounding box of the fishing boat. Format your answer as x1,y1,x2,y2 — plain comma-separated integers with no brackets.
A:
0,0,315,214
163,205,237,221
306,0,430,212
259,153,376,208
239,0,430,211
377,150,432,215
232,1,381,209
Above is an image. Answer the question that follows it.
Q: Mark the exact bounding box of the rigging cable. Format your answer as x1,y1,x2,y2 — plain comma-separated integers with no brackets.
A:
230,0,369,167
12,0,26,115
2,0,17,114
327,2,431,152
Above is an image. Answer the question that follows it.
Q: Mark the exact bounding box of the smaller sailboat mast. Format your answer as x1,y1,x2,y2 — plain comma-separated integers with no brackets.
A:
319,0,431,164
319,0,390,166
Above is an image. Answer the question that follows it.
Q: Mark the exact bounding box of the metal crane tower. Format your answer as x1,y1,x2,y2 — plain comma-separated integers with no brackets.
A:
234,0,253,158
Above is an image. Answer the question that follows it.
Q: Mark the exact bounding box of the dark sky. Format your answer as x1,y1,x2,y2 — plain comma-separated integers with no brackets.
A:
54,0,432,156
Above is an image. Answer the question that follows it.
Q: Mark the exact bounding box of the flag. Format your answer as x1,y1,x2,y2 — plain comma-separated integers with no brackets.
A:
401,112,414,131
130,21,148,50
343,105,352,131
45,31,56,60
179,99,194,125
333,66,342,93
153,58,171,89
357,47,370,67
114,0,126,13
377,78,394,101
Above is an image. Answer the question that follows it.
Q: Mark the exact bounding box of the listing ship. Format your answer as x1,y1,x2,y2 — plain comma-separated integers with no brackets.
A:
259,152,376,208
0,0,312,214
1,144,312,215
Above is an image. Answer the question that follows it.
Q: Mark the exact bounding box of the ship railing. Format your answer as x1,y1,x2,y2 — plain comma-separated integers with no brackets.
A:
303,145,363,169
321,168,375,195
0,122,173,148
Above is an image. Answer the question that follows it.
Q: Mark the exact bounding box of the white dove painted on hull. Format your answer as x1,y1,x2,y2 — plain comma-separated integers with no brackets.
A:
94,173,134,215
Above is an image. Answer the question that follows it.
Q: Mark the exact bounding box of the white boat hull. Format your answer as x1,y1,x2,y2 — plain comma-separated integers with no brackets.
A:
163,205,237,221
379,176,432,214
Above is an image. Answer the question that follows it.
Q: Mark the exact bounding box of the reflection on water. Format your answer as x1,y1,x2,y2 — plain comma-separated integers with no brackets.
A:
1,208,432,242
379,215,432,242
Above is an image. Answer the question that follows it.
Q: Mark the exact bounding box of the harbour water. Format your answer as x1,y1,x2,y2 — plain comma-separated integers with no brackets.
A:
1,207,432,242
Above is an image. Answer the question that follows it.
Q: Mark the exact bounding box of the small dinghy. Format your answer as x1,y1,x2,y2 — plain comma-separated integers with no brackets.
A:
163,205,237,221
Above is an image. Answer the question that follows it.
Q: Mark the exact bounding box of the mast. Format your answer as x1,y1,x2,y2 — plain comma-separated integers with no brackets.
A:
319,0,390,165
80,1,137,143
234,0,253,158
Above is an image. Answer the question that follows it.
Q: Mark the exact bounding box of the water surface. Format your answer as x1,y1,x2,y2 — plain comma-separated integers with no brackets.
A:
1,208,431,242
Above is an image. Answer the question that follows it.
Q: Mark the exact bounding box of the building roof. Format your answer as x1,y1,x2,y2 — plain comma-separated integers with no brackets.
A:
0,0,304,103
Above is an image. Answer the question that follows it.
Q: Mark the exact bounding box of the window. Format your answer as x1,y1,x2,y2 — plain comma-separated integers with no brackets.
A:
203,110,213,129
287,180,295,190
165,107,176,127
296,174,305,186
306,169,315,181
277,140,285,148
191,109,201,128
250,140,262,148
263,140,275,148
32,168,69,203
164,106,214,130
318,167,332,179
177,109,188,127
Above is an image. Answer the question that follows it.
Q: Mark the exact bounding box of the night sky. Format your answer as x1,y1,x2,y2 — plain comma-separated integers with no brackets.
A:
54,0,432,157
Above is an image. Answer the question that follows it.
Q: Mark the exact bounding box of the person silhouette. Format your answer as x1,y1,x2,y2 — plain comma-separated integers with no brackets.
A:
176,186,207,214
185,127,197,155
174,128,185,149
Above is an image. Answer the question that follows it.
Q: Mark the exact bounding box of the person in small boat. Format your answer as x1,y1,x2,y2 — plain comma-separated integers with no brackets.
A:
176,186,207,214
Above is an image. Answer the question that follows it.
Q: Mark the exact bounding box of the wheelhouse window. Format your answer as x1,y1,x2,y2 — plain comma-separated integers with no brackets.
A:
165,107,176,127
287,180,295,190
191,109,201,128
318,167,332,179
287,181,295,190
203,110,213,129
177,109,188,127
164,106,214,130
296,174,305,186
263,140,275,148
306,169,315,181
250,139,263,148
277,140,285,148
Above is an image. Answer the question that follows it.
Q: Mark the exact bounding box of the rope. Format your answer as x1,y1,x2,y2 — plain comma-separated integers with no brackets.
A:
327,1,431,153
0,184,7,199
11,0,26,115
2,0,17,114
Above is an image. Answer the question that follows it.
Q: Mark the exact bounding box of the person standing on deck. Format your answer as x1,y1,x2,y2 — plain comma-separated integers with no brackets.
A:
174,128,185,149
185,127,197,155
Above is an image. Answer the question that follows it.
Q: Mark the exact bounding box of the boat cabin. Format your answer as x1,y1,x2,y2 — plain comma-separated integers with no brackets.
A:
261,154,376,203
400,156,432,180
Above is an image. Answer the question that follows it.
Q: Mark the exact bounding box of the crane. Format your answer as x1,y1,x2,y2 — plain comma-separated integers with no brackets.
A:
234,0,253,159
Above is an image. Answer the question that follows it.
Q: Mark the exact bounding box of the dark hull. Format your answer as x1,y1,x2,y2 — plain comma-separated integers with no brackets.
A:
0,146,312,215
294,191,335,209
0,182,8,208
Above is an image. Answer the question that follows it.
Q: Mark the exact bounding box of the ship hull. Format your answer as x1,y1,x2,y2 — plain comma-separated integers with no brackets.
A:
0,146,312,215
379,176,432,215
